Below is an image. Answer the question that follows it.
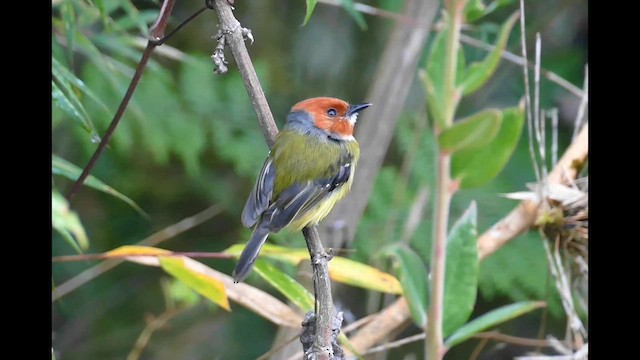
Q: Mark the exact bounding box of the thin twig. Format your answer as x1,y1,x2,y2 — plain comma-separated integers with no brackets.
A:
519,0,541,186
361,333,425,356
52,251,232,262
572,64,589,141
127,308,182,360
458,34,583,98
52,204,224,301
65,0,176,201
472,331,556,348
469,337,490,360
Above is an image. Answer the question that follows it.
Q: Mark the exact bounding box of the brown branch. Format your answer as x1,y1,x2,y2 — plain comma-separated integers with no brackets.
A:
52,204,224,301
208,1,337,357
65,0,176,201
52,251,232,263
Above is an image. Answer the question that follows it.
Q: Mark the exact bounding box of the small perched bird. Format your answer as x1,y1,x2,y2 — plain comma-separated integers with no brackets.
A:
233,97,371,283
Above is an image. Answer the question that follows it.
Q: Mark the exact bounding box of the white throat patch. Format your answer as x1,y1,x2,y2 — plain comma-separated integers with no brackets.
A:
348,112,359,125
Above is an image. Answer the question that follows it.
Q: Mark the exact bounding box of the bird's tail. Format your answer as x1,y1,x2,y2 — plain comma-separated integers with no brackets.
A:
233,224,270,283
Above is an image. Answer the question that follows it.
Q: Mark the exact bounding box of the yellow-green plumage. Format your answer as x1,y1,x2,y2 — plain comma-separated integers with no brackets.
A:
271,129,360,230
233,97,370,283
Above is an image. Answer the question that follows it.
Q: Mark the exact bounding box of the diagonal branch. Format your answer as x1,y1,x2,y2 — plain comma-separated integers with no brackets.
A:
65,0,177,201
207,1,337,357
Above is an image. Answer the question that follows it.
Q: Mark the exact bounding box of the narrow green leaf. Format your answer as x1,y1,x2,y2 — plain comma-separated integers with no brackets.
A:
385,245,429,327
52,155,148,218
303,0,318,26
425,24,447,128
160,257,230,310
120,0,149,35
94,0,108,27
61,0,76,63
459,11,519,95
419,70,445,129
52,190,89,253
445,301,546,348
253,260,315,312
443,202,479,337
52,57,111,118
340,0,367,30
452,105,525,188
464,0,487,22
438,109,502,152
51,81,91,133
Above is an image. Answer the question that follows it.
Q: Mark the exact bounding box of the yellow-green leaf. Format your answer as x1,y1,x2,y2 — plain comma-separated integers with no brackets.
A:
52,190,89,253
458,12,519,95
385,245,429,327
439,109,502,152
452,105,525,188
253,260,314,311
226,243,402,293
106,245,171,266
225,243,309,265
52,155,148,218
160,257,230,311
329,257,402,294
303,0,318,26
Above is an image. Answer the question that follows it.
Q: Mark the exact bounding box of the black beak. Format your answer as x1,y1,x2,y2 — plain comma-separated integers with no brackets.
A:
346,103,372,116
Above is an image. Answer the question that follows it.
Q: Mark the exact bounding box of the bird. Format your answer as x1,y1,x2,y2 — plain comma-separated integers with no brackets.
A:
233,97,371,283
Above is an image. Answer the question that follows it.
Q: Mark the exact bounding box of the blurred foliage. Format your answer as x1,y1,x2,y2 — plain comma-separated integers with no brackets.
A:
52,0,587,359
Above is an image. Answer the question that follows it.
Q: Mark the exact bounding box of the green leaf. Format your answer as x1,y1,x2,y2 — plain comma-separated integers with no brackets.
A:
52,56,111,121
52,190,89,253
327,256,403,294
464,0,487,22
120,0,149,35
419,70,445,131
52,155,148,218
385,245,429,327
253,260,315,312
51,81,91,135
438,109,502,152
160,257,230,311
424,25,447,128
93,0,108,27
452,105,525,188
61,0,76,63
340,0,367,30
423,14,468,129
445,301,546,348
458,12,519,95
443,202,479,337
303,0,318,26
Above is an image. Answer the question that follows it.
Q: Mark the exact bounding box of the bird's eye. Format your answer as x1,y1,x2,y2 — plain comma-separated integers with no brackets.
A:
327,108,338,117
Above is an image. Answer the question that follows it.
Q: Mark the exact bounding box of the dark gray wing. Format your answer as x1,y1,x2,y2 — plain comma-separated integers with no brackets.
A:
262,156,353,232
241,157,276,228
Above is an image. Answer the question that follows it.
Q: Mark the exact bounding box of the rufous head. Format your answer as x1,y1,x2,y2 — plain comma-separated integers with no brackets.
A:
290,97,371,140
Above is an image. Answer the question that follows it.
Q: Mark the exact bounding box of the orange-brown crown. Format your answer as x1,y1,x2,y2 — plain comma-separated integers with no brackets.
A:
291,97,355,138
